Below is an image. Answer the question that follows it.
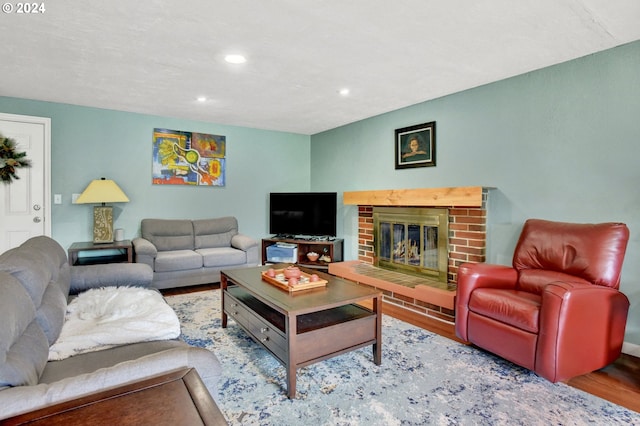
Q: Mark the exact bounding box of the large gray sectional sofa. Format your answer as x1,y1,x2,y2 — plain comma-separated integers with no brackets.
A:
133,216,259,289
0,236,222,420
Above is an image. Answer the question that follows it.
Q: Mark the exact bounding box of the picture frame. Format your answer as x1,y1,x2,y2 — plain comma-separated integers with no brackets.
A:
395,121,436,169
152,128,226,186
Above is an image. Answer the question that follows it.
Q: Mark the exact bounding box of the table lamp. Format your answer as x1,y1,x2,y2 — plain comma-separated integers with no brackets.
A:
75,177,129,243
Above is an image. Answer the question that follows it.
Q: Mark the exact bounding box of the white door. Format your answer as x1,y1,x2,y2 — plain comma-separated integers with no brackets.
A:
0,113,51,253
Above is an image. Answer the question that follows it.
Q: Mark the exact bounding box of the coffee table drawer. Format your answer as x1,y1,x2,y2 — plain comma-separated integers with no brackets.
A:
297,314,377,363
224,291,288,362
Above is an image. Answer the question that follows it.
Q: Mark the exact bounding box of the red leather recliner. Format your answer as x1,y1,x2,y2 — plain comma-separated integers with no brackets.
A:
455,219,630,382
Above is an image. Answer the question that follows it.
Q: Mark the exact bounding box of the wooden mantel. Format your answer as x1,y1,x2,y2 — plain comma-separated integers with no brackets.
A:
343,186,486,207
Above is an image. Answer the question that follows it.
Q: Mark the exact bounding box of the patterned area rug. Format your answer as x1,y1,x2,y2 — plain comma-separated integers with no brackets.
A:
166,290,640,425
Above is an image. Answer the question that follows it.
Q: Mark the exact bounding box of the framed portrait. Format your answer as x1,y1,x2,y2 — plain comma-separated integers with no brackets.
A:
395,121,436,169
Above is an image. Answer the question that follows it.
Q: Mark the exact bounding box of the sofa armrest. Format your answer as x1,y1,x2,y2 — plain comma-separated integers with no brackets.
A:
70,263,153,295
0,346,221,420
132,237,157,269
231,234,259,265
231,234,257,251
132,237,157,257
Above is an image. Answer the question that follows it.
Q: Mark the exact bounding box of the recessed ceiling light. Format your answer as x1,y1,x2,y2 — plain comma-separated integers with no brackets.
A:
197,96,207,102
225,54,247,64
339,88,350,96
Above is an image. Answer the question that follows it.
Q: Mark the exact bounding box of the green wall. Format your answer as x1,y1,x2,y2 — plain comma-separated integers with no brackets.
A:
310,40,640,345
0,97,311,251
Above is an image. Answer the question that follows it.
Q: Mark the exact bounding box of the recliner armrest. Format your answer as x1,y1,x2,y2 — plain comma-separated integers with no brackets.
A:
456,263,518,300
535,281,630,382
455,262,518,342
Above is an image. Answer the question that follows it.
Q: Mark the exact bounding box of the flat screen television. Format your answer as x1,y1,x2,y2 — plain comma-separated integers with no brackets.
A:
269,192,337,237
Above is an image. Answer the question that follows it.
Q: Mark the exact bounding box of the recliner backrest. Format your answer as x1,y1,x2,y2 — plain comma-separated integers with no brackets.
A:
512,219,629,292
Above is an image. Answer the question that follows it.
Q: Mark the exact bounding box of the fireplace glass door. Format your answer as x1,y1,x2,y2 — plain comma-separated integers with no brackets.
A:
374,207,448,282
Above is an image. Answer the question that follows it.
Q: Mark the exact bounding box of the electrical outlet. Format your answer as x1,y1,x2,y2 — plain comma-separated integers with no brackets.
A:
72,193,80,203
54,194,62,204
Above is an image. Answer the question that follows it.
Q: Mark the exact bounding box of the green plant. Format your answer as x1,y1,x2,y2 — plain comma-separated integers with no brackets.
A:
0,133,31,184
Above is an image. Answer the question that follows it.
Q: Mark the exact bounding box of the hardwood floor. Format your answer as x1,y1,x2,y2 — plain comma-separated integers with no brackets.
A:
162,283,640,413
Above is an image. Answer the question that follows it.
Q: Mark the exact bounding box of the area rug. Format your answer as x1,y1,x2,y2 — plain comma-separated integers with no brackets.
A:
166,290,640,425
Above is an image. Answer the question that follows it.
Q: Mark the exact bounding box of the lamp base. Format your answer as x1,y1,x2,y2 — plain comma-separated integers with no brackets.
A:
93,206,114,243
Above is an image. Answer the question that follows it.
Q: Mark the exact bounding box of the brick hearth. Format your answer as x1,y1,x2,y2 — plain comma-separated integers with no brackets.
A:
330,186,491,324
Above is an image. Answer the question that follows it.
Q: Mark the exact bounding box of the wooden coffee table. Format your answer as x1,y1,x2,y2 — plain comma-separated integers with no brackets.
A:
221,265,382,398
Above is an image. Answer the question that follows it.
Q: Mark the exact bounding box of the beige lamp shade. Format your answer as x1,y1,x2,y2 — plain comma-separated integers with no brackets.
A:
75,178,130,204
76,178,129,243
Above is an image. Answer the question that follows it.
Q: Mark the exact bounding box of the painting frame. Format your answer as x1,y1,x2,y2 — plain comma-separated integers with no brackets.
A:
395,121,436,169
152,128,226,186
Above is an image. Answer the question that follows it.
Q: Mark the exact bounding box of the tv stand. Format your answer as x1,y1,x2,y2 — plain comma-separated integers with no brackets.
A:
262,237,343,270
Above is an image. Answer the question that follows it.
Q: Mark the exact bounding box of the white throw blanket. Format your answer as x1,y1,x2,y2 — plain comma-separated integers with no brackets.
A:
49,286,181,361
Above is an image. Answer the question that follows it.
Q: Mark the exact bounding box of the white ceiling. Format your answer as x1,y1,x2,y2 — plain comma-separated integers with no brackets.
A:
2,1,639,135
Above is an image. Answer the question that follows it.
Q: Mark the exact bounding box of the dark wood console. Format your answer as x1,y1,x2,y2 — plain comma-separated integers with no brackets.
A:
67,240,133,266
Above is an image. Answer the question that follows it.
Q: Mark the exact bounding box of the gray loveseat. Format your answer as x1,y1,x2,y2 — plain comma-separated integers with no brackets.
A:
0,236,222,420
133,216,259,289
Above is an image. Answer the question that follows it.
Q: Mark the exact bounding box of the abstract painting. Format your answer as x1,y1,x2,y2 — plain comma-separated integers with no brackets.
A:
152,128,226,186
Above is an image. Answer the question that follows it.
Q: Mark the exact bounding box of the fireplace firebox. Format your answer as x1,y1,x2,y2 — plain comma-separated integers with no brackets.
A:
373,207,448,283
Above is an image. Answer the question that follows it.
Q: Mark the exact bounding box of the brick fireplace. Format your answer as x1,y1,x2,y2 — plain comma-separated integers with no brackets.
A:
329,186,490,324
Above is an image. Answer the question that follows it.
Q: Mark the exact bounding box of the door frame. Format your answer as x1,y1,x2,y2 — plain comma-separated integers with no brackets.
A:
0,112,52,237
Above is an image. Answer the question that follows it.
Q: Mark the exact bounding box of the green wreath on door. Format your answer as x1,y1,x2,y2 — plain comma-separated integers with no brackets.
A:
0,133,31,184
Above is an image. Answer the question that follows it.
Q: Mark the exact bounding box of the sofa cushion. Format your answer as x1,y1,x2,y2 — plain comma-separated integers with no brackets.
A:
20,235,68,280
0,248,51,307
141,219,195,251
36,283,67,345
197,247,247,267
0,321,49,387
154,250,203,272
0,273,36,359
56,264,72,298
193,217,238,249
0,274,49,387
469,288,541,333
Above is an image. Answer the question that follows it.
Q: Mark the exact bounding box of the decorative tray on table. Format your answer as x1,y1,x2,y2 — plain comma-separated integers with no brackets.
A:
261,267,328,292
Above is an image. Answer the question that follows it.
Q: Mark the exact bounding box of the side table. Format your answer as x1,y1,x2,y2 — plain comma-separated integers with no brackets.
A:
1,368,227,425
68,240,133,266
